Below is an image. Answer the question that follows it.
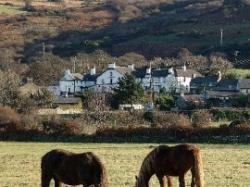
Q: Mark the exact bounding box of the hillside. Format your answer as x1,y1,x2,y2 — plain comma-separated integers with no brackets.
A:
0,0,250,67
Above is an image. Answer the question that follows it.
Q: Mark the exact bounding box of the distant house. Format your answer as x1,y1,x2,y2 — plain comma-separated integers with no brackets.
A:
38,96,83,115
119,104,144,111
95,63,133,92
239,79,250,94
190,72,221,93
82,63,134,92
213,78,239,92
174,65,202,93
176,94,205,110
59,70,83,95
82,67,99,90
49,69,84,96
53,96,83,114
49,63,203,96
133,67,176,93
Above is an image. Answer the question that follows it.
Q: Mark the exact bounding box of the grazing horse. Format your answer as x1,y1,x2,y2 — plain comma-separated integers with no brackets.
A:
135,144,204,187
41,149,108,187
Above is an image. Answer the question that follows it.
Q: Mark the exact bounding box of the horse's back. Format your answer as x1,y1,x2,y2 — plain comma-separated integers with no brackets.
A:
154,144,199,175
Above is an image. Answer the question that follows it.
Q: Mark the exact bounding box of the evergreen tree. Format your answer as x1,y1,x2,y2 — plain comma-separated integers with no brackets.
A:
113,74,144,105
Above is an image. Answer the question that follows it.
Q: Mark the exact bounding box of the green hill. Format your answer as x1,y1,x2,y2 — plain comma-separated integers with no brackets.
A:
1,0,250,67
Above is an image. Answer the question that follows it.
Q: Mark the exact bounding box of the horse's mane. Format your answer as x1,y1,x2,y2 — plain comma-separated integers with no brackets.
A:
138,145,168,184
86,152,108,187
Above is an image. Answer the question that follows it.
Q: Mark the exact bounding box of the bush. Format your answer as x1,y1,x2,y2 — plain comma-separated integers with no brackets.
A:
42,115,81,136
0,106,21,132
144,111,191,127
191,110,212,127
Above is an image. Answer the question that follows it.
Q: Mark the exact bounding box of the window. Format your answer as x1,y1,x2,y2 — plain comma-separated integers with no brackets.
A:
110,79,113,84
110,71,113,77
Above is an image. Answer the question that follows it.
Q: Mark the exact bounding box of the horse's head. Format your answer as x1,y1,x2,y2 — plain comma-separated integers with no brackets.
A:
135,175,139,187
135,175,147,187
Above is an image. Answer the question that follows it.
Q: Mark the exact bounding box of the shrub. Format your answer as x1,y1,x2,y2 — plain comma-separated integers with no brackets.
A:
21,114,40,131
0,106,21,132
191,110,212,127
144,111,191,127
42,115,81,136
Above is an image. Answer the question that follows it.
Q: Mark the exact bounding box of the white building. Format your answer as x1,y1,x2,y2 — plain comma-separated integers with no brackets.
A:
83,63,133,92
133,66,176,93
49,63,202,96
49,69,84,96
174,65,202,93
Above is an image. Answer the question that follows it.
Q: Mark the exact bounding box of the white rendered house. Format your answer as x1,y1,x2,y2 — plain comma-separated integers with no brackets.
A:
174,65,202,93
83,63,134,92
59,69,84,95
133,67,176,93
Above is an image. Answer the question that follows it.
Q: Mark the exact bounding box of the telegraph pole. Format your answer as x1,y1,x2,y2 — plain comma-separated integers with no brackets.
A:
220,29,223,47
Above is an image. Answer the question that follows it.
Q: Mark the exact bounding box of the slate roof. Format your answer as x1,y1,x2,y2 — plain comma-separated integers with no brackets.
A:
190,75,219,87
213,79,239,91
152,69,169,77
132,68,147,78
180,94,205,103
206,91,241,98
54,97,82,104
175,69,201,78
239,79,250,89
132,68,170,78
82,74,99,82
61,73,83,81
115,66,132,75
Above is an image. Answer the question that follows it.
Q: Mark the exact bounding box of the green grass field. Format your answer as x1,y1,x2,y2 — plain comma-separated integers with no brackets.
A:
226,69,250,78
0,5,26,15
0,142,249,187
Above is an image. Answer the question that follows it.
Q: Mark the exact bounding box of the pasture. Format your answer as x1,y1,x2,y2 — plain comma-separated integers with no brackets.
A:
0,5,26,15
0,142,249,187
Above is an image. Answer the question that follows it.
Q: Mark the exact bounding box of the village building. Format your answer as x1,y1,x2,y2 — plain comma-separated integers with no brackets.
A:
49,63,203,96
239,79,250,94
49,70,84,96
133,67,176,93
174,65,202,93
190,72,222,94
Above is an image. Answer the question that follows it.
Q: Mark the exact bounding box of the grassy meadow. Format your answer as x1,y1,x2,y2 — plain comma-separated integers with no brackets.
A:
0,142,249,187
0,5,26,15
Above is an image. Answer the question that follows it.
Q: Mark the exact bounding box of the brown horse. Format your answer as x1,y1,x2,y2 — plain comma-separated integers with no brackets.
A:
135,144,204,187
41,149,108,187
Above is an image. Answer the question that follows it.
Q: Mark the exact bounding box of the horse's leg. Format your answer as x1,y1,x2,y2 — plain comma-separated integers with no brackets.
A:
54,178,62,187
191,167,195,187
178,174,185,187
167,176,174,187
156,174,167,187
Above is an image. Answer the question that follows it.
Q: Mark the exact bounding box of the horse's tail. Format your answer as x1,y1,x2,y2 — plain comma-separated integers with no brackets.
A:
193,148,205,187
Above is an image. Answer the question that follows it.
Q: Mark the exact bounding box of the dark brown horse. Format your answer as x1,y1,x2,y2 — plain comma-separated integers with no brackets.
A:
41,149,108,187
135,144,204,187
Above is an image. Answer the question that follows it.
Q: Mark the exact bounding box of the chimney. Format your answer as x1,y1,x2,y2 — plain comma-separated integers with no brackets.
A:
65,69,71,75
128,64,134,71
108,63,116,69
90,67,96,75
168,67,174,74
182,64,187,71
146,67,151,74
217,71,222,82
